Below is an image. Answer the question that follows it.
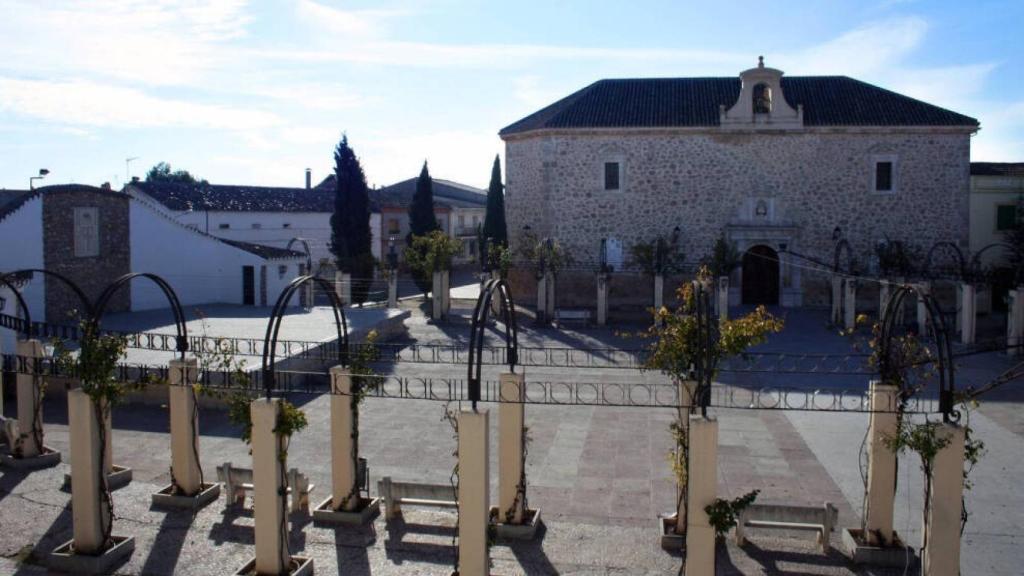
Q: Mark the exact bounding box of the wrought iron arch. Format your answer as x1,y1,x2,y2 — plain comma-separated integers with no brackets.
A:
93,273,189,359
923,242,966,281
969,242,1024,285
0,273,35,338
690,279,717,416
877,285,956,422
833,239,853,274
260,274,348,398
467,277,519,410
7,268,95,319
286,237,313,273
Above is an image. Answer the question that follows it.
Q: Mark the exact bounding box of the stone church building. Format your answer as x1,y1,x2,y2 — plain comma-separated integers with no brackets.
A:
500,59,979,310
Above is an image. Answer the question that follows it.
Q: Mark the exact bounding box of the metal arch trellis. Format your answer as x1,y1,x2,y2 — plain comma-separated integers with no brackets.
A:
877,283,958,422
833,239,854,275
9,268,96,321
286,237,314,273
923,241,967,282
93,272,189,360
260,274,348,399
969,242,1024,285
466,277,518,410
0,272,35,339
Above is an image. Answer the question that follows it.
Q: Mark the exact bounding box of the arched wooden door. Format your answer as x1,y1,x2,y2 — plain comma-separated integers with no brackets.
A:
742,245,779,305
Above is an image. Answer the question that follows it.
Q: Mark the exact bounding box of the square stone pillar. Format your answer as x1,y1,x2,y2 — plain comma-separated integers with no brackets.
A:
330,367,357,511
717,277,729,324
916,282,931,337
544,272,555,321
596,274,608,326
1008,287,1023,357
654,274,664,313
864,381,899,545
432,271,444,320
536,273,547,324
458,408,490,576
251,398,290,574
16,339,44,458
831,275,842,325
387,272,398,308
685,416,718,576
498,373,526,524
960,284,976,346
169,358,201,496
922,424,965,576
335,271,351,307
68,389,107,555
844,278,857,332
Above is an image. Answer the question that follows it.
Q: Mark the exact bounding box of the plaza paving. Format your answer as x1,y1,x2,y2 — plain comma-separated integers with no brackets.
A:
1,300,1021,574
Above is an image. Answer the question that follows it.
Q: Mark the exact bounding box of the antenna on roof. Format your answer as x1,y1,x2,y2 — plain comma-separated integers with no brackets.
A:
126,156,140,183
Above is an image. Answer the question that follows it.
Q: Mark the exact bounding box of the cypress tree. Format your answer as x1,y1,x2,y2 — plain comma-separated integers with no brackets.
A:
407,161,440,294
482,154,508,248
329,134,374,305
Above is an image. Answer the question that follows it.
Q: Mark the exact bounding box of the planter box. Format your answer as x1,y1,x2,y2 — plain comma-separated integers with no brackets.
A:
64,465,132,491
151,482,221,510
312,496,381,526
48,535,134,575
234,556,313,576
0,446,61,469
489,506,542,540
659,514,685,551
842,527,915,567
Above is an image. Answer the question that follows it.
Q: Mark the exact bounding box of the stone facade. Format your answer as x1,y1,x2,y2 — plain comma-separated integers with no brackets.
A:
504,128,971,307
43,187,130,321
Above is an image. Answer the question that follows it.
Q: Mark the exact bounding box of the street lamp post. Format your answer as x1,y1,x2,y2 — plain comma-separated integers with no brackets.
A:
29,168,49,190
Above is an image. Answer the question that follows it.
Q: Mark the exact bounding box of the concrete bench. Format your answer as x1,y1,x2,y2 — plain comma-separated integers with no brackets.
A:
554,309,591,327
216,462,315,514
378,476,456,520
735,502,838,553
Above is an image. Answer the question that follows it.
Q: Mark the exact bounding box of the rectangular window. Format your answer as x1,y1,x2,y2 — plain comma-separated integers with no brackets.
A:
219,223,230,230
875,161,893,192
251,223,261,229
278,265,288,278
997,204,1018,231
388,218,400,234
283,223,291,229
604,162,620,190
73,207,100,257
458,215,465,227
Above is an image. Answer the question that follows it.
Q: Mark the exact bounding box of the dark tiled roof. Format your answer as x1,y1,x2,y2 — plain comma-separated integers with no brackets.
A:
500,76,979,135
971,162,1024,177
372,178,487,209
220,239,306,260
0,184,125,223
132,181,336,212
0,189,29,210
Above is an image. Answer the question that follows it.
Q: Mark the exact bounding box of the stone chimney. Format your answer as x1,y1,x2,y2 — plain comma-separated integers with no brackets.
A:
305,168,312,190
101,182,111,190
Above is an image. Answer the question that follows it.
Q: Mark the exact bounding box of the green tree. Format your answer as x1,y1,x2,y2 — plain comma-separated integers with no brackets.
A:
407,161,441,294
482,154,508,254
144,162,206,184
329,135,375,305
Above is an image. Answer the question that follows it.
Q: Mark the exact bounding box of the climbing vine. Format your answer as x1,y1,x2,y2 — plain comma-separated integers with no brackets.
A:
336,330,381,511
705,490,760,541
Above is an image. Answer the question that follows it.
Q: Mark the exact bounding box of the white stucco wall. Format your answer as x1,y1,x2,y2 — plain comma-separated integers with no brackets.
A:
0,196,45,350
970,174,1024,267
129,202,303,311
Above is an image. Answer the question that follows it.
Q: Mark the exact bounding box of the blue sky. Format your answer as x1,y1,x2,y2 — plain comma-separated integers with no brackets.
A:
0,0,1021,191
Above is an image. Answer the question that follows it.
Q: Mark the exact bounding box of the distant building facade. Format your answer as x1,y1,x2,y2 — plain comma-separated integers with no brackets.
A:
970,162,1024,267
500,60,979,309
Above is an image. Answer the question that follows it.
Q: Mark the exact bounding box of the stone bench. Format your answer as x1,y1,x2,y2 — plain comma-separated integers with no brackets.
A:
554,309,591,327
735,502,838,553
377,476,456,520
216,462,315,514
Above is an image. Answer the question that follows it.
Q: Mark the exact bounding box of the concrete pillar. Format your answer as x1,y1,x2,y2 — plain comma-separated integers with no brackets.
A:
103,405,113,474
917,282,931,337
335,271,351,307
330,367,357,511
16,339,44,458
864,381,899,546
654,274,664,313
432,271,444,320
675,380,697,535
1008,287,1023,357
536,273,547,324
169,358,201,495
596,274,608,326
831,275,842,325
498,373,526,524
717,277,729,324
251,398,290,574
458,408,490,576
68,389,108,555
844,278,857,332
545,272,555,320
960,284,976,346
442,270,451,317
387,272,398,308
922,424,965,576
685,416,718,576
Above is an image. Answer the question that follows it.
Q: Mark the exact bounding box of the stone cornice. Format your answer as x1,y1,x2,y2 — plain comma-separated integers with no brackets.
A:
500,124,977,142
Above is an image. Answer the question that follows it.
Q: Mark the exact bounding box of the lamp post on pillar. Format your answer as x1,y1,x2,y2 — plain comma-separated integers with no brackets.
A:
843,277,857,332
960,283,976,345
386,236,399,308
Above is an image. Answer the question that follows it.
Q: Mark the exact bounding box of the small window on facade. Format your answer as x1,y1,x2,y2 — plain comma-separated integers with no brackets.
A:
388,218,400,234
753,83,772,113
278,265,288,278
604,162,620,190
219,223,230,229
875,161,893,192
283,223,291,229
252,223,261,229
997,205,1018,231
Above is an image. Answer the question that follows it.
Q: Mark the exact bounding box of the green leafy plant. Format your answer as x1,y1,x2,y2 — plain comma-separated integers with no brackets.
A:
705,490,760,541
630,237,686,276
702,234,741,278
404,230,463,295
518,230,572,277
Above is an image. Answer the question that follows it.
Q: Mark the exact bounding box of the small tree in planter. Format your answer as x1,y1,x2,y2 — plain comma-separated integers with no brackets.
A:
640,268,782,540
630,237,686,278
404,230,462,318
518,231,572,323
705,489,760,543
703,234,741,279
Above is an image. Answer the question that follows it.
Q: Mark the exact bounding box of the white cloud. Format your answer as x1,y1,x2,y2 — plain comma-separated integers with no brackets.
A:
295,0,408,38
0,77,281,130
